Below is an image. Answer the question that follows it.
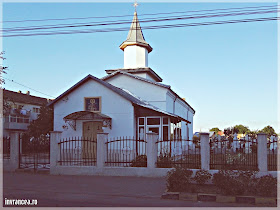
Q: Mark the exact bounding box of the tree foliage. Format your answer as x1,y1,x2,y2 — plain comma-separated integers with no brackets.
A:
261,125,277,137
233,125,250,134
26,105,53,138
209,127,221,134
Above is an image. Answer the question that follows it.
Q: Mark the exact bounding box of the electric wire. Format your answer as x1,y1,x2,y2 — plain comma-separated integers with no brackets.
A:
2,16,279,38
2,77,55,98
2,8,278,33
2,4,278,23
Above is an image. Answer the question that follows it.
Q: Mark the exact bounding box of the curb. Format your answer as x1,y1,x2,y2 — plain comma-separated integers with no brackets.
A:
161,192,277,206
15,168,50,174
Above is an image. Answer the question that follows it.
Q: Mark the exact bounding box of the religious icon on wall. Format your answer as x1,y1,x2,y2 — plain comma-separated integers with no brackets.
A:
85,97,100,112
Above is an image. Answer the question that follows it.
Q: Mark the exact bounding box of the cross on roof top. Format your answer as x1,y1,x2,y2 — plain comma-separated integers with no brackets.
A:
133,1,138,11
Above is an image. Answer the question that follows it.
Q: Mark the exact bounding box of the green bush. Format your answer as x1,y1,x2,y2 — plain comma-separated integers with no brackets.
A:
130,155,147,167
193,169,212,185
213,169,259,196
166,167,193,192
256,175,277,197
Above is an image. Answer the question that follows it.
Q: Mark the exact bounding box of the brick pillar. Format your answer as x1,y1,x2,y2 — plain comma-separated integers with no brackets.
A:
9,131,20,171
50,131,62,170
97,133,108,168
257,133,268,172
200,132,210,170
146,133,158,169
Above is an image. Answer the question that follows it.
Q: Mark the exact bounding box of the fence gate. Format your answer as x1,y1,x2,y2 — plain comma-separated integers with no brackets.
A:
19,134,50,170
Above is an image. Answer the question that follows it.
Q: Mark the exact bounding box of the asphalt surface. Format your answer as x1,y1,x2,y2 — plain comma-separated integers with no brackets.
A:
3,171,260,208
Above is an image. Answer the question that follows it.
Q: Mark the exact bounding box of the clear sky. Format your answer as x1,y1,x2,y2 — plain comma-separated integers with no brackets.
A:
1,1,278,133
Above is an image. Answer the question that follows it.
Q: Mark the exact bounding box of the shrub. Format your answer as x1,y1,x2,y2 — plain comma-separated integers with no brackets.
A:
130,155,147,167
213,169,259,196
193,169,212,185
166,167,193,192
213,170,243,195
255,175,277,197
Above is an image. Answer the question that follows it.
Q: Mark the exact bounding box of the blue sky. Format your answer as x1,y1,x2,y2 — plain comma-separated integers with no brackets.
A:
1,2,278,133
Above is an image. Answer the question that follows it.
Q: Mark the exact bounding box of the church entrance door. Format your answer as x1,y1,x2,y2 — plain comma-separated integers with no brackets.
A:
82,121,103,159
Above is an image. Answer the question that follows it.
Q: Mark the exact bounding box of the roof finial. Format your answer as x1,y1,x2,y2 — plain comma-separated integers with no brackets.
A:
133,0,138,12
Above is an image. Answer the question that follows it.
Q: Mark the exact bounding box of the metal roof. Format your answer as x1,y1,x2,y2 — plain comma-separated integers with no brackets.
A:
63,111,111,121
105,67,162,82
3,89,50,106
102,71,170,88
48,74,190,123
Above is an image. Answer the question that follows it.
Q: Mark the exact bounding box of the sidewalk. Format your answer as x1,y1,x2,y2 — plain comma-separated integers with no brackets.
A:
3,171,256,207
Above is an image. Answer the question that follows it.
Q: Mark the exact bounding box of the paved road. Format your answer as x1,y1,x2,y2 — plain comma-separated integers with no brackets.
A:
3,171,257,207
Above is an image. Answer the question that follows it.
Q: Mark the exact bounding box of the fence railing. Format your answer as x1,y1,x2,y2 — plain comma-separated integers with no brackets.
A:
209,136,258,170
105,137,147,167
58,137,96,166
156,138,201,169
267,136,278,171
3,137,10,159
19,134,50,170
50,133,278,172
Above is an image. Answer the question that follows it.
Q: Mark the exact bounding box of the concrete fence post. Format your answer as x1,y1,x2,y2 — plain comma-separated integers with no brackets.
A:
200,132,210,170
9,131,20,171
50,131,62,170
257,133,268,172
97,133,108,168
147,133,158,169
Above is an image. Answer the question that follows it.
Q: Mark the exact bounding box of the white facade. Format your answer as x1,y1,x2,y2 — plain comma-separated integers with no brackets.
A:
124,45,148,68
53,80,135,139
105,74,167,110
105,73,195,139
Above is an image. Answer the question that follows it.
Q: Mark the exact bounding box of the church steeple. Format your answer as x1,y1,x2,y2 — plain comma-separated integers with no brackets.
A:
120,10,152,69
119,11,152,53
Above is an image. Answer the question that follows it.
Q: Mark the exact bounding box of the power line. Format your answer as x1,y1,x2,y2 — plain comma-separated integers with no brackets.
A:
2,8,278,33
3,77,55,98
2,4,278,23
2,16,279,38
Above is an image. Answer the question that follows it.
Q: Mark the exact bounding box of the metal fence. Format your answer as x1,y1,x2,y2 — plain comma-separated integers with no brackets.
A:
209,136,258,170
58,137,97,166
20,134,50,170
156,138,201,169
3,136,10,159
267,136,278,171
105,137,147,167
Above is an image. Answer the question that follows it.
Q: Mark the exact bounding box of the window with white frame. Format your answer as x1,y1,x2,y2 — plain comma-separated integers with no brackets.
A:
137,116,174,141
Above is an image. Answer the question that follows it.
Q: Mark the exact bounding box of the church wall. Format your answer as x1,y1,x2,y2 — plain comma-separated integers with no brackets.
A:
106,74,167,111
53,79,135,139
124,46,148,68
166,91,194,139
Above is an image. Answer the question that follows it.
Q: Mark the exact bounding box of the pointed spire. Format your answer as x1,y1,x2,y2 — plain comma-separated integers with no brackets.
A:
119,11,152,53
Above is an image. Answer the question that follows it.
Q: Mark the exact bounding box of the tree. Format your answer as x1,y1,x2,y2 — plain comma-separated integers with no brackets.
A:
260,126,277,137
26,105,53,138
209,127,221,134
0,51,8,84
233,125,250,134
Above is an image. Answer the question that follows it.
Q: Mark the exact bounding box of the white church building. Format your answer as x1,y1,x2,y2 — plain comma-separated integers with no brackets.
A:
49,11,195,142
